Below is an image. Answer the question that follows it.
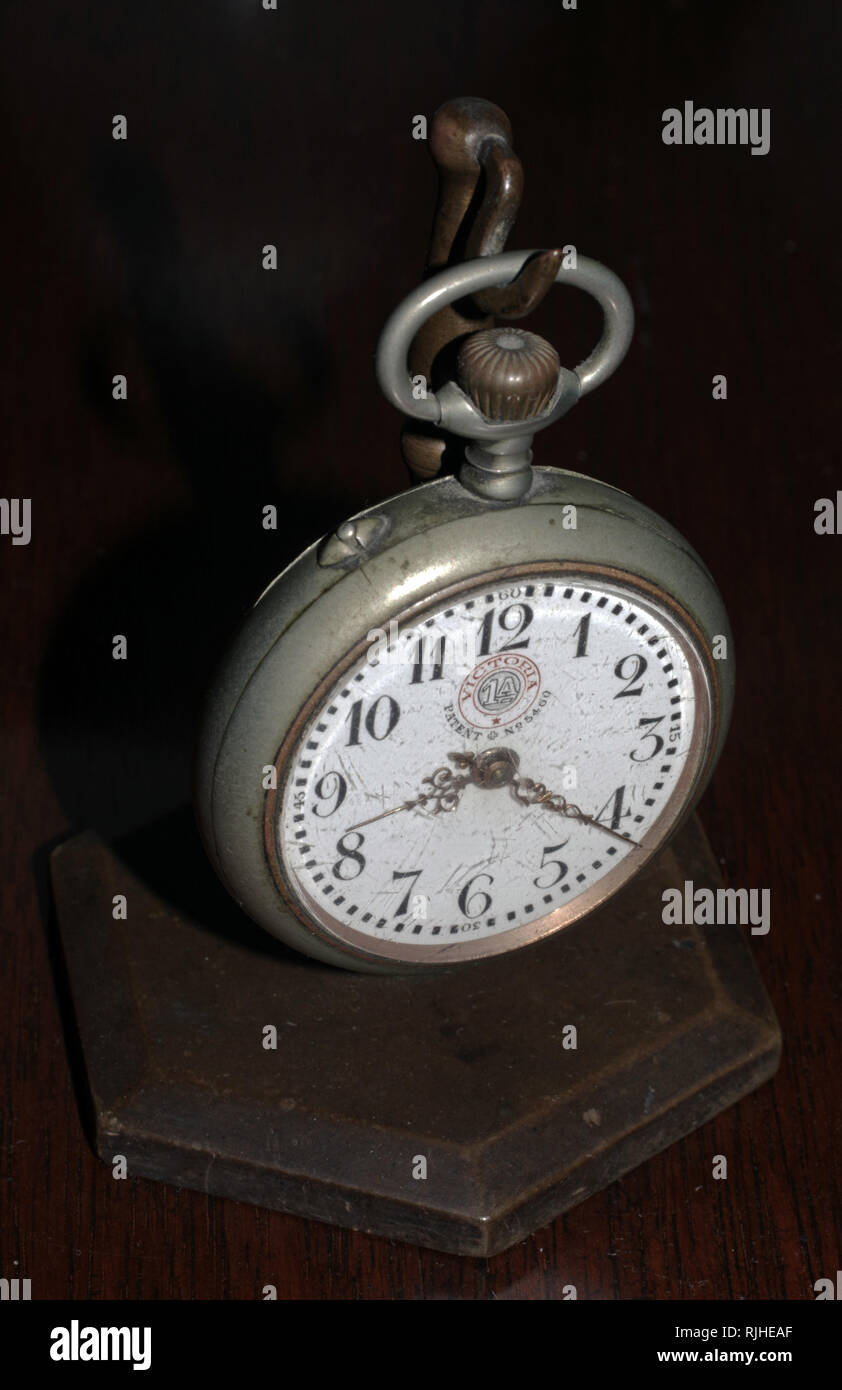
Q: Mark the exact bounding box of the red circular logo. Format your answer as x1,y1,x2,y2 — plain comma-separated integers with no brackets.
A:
457,653,542,729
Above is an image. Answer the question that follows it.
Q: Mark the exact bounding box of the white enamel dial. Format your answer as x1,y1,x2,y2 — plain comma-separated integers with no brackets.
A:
269,571,711,964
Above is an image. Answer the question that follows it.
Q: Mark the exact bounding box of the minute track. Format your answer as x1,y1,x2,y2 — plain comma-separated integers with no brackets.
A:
277,573,702,954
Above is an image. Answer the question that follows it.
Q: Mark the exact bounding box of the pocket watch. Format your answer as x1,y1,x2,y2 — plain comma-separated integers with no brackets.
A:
195,239,733,974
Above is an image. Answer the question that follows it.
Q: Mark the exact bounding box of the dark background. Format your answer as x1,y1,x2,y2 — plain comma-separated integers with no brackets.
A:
2,0,840,1298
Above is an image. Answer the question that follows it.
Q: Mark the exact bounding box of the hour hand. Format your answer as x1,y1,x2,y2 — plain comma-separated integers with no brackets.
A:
511,776,642,848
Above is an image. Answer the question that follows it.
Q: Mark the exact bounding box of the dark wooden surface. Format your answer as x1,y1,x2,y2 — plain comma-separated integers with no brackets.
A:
2,0,839,1299
49,816,781,1261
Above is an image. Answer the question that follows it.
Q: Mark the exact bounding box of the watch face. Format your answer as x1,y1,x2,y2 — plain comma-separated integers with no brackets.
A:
265,568,714,966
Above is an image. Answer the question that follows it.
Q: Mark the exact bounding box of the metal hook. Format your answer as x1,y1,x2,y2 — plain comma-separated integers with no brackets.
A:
402,97,563,482
464,139,563,317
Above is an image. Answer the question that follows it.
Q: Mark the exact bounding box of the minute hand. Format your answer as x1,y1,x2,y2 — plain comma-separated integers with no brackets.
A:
345,759,473,832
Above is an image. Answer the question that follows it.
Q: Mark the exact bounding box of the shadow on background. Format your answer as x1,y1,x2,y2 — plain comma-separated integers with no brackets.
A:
38,147,355,933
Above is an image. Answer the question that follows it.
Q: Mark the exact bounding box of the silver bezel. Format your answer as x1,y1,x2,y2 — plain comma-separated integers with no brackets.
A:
195,467,734,974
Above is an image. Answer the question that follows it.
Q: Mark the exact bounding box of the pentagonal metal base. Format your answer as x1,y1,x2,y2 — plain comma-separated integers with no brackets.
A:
50,812,780,1256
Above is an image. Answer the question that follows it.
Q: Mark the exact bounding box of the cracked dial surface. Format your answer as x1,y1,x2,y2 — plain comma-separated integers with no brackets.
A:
269,571,711,964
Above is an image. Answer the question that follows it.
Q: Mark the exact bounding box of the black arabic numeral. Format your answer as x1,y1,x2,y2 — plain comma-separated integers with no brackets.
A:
573,612,590,658
478,603,534,656
345,695,401,746
458,873,494,918
595,785,627,832
630,716,666,762
392,868,423,917
410,635,446,684
613,654,648,697
534,840,570,889
332,831,366,880
312,771,348,817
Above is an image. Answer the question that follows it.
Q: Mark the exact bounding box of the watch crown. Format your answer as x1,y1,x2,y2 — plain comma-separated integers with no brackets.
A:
456,327,560,422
